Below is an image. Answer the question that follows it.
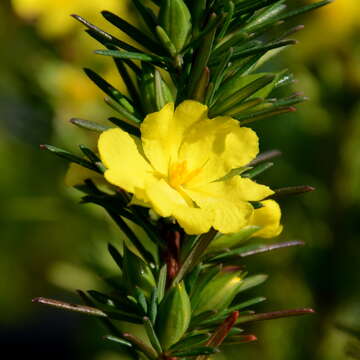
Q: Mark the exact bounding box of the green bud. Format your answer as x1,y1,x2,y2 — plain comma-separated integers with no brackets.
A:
159,0,192,53
138,63,174,113
156,282,191,350
192,269,243,316
123,246,156,298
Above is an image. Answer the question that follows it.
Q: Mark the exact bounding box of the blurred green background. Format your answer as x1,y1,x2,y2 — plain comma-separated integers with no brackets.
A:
1,0,359,359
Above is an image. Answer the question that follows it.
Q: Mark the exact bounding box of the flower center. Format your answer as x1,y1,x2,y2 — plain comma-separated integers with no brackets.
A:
168,160,202,189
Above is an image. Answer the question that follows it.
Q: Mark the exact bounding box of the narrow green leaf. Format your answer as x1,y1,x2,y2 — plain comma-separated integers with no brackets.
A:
76,290,127,344
156,26,177,57
243,1,287,33
275,70,295,88
79,145,105,173
111,56,143,114
95,49,167,65
149,288,158,324
213,30,249,57
182,13,225,55
154,70,166,110
248,149,282,166
172,228,218,286
223,54,263,89
190,265,221,310
208,226,261,252
231,39,297,62
217,1,235,41
236,308,315,324
135,287,148,314
235,0,280,13
105,97,143,124
242,162,274,179
40,144,99,172
143,316,163,354
180,235,198,263
108,117,141,137
88,290,115,306
271,94,309,107
108,243,123,270
72,14,143,53
105,209,155,265
223,97,264,117
237,274,268,293
122,332,158,360
132,0,158,32
79,145,100,163
32,297,107,317
188,13,218,98
227,327,244,336
157,264,167,304
190,310,218,328
84,68,134,112
70,118,109,132
81,196,140,226
236,105,297,124
210,74,275,115
210,241,298,262
271,185,316,198
103,306,144,324
193,67,210,103
101,11,165,54
239,241,305,258
255,0,333,32
215,166,252,182
104,335,133,347
227,297,267,313
191,0,207,36
185,264,202,296
206,48,233,106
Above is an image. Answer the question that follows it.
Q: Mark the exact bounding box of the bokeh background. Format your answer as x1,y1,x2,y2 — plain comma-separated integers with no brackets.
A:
1,0,359,359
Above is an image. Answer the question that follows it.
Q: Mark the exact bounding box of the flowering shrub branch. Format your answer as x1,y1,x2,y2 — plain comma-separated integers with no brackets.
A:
35,0,331,359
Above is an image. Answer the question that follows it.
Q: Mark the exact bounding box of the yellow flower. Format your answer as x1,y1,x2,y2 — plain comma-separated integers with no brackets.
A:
98,101,277,235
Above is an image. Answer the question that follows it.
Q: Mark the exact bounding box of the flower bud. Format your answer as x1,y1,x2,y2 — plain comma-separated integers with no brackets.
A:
156,282,191,349
138,63,174,113
159,0,192,53
192,269,243,316
123,246,156,298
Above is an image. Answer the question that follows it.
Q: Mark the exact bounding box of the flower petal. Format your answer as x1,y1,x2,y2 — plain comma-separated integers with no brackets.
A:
98,128,154,197
141,101,208,175
185,187,254,234
187,176,273,204
144,179,213,235
179,116,259,185
211,201,254,234
173,207,213,235
249,199,283,238
145,178,188,217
